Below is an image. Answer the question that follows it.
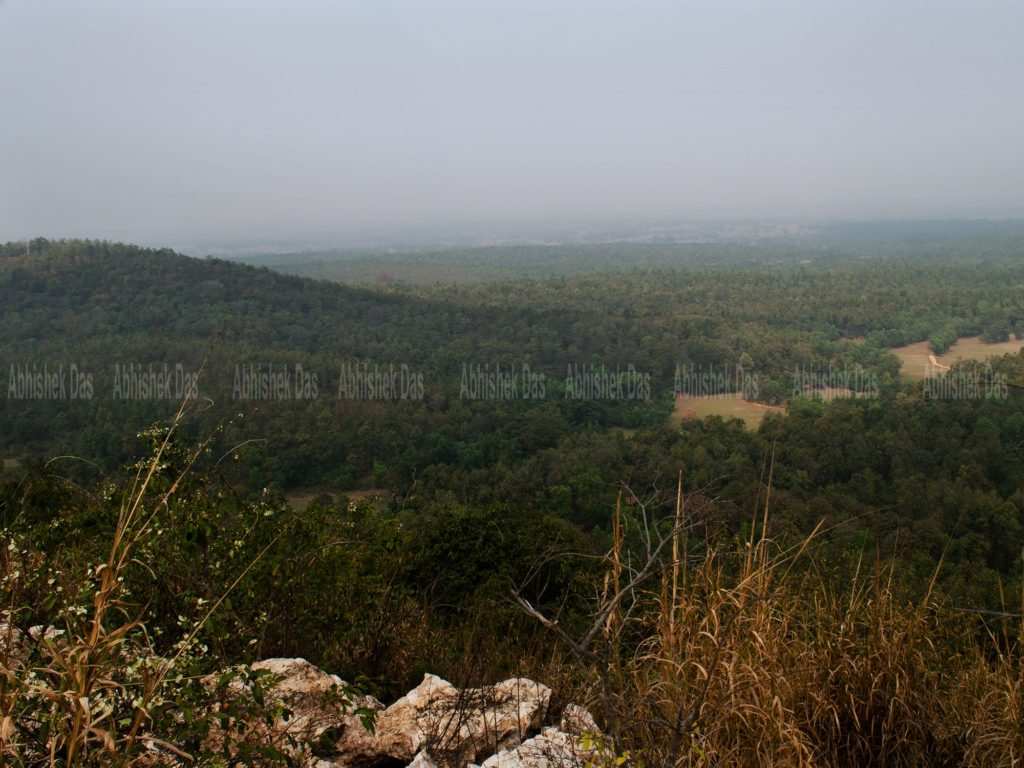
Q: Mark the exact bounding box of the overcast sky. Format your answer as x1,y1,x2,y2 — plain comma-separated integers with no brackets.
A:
1,0,1022,248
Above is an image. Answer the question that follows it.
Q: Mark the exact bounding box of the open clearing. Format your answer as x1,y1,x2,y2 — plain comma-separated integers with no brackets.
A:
672,394,784,430
2,458,20,473
893,335,1023,381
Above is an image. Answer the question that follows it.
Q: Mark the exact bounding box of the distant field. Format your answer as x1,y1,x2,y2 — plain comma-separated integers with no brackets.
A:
2,458,21,473
672,394,784,429
893,335,1023,381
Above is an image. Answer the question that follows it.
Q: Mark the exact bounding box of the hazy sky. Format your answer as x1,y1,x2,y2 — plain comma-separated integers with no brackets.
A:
2,0,1022,247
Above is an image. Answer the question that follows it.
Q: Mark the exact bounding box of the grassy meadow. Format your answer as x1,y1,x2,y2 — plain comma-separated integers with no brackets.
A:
672,393,785,429
893,335,1024,380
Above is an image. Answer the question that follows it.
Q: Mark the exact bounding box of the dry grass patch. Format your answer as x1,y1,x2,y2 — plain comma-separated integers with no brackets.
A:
944,334,1024,364
672,394,784,430
517,481,1024,768
893,335,1024,381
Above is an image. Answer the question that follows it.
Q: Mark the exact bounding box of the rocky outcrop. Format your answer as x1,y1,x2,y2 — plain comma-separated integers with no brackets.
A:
203,658,593,768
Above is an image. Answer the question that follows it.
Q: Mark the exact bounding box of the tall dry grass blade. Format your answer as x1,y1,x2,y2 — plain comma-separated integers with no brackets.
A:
669,470,684,644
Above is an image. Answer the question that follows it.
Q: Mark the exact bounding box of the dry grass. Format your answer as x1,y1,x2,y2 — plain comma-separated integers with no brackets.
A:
523,479,1024,768
0,404,202,765
893,335,1024,381
671,394,784,430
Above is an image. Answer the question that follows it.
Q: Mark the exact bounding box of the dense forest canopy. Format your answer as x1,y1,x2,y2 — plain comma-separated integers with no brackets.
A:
2,236,1023,613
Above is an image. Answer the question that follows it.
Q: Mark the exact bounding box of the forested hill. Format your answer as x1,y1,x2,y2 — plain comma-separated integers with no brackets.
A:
0,238,522,364
0,238,670,484
0,238,713,378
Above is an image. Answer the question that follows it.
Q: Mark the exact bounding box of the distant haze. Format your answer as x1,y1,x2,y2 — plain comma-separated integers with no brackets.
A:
2,0,1023,249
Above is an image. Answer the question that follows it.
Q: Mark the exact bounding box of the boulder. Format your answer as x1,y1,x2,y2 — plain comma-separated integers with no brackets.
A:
479,727,593,768
210,657,385,767
374,674,458,760
374,674,551,767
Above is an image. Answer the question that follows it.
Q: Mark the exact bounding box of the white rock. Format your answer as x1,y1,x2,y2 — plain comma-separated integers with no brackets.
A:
480,727,592,768
209,657,385,767
201,659,570,768
558,704,598,736
28,625,65,643
406,750,440,767
374,673,459,761
374,674,551,766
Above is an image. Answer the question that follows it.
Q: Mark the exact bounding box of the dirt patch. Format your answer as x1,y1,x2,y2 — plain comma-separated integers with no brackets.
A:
671,393,784,430
942,335,1023,364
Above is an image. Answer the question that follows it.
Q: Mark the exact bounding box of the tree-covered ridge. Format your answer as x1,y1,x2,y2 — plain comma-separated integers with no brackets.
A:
5,237,1022,377
0,239,672,486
